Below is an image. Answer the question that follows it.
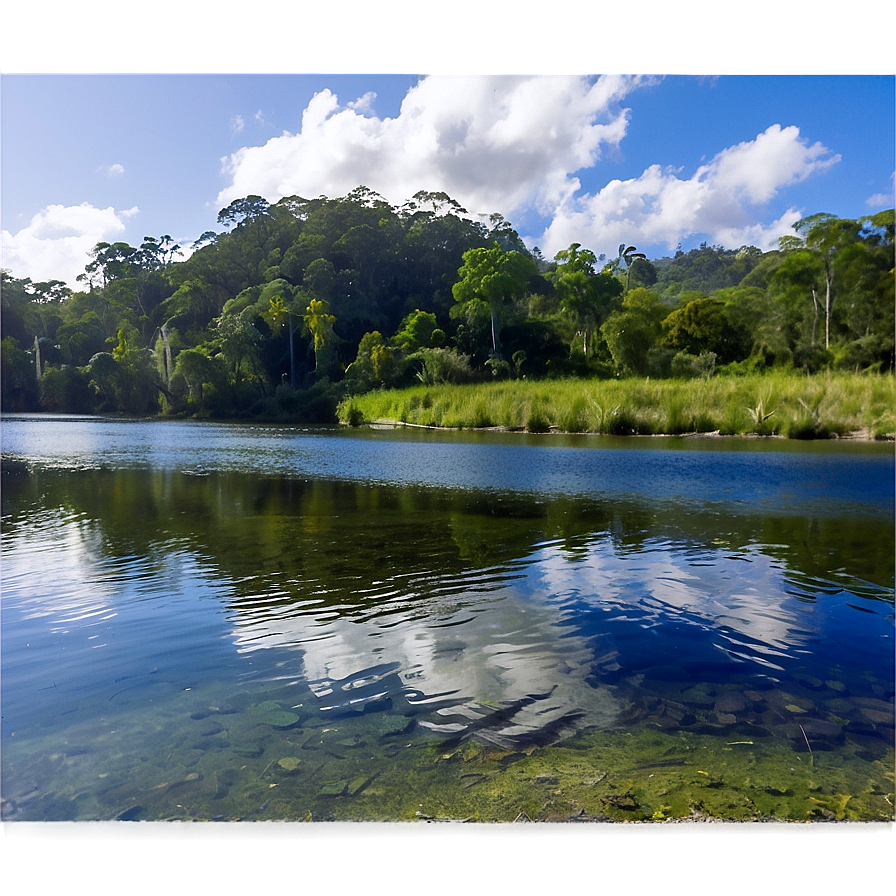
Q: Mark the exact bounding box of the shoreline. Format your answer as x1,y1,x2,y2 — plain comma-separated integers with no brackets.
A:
339,372,896,441
364,417,893,442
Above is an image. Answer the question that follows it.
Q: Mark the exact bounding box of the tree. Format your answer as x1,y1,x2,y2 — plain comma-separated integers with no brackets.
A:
1,336,39,410
56,310,107,366
392,309,441,352
618,244,647,290
110,323,161,413
550,243,623,355
601,288,669,375
212,309,265,387
769,249,827,349
302,297,337,375
157,276,220,338
217,195,272,232
661,296,748,363
792,213,861,349
263,284,307,387
345,330,398,389
172,348,219,407
452,244,536,356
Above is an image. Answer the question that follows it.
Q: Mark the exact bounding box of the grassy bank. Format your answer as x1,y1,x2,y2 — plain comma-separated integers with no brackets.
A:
338,371,895,439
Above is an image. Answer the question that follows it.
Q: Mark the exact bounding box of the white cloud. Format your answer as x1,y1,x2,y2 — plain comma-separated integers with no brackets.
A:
217,75,654,220
230,114,245,135
538,124,841,258
217,78,841,262
866,172,894,208
1,202,139,288
98,163,125,177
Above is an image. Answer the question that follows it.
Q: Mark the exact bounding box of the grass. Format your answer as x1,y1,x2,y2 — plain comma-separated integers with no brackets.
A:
338,371,895,439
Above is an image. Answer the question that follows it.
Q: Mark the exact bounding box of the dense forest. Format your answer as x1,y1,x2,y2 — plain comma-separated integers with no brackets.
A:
2,186,893,421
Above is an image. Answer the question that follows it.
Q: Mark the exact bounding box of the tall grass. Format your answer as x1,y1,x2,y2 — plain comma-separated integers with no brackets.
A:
337,371,895,439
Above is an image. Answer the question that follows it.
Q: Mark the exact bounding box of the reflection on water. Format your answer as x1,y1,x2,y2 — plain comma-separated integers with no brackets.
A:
1,419,893,821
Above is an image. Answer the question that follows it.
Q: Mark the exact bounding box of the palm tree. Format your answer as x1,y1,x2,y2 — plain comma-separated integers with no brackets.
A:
618,244,647,290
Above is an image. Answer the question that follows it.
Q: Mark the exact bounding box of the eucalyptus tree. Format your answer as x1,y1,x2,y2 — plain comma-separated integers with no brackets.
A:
550,243,623,355
791,213,862,349
452,244,537,357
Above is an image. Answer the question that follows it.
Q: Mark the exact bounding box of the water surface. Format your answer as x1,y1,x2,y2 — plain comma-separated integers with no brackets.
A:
2,416,893,821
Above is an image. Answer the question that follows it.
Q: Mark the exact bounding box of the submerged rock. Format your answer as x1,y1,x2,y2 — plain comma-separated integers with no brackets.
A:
714,692,748,714
643,665,693,683
317,781,349,798
347,775,372,796
116,804,144,821
267,711,300,728
681,686,715,707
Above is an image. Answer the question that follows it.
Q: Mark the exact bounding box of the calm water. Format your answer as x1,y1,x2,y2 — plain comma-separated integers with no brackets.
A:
1,415,893,822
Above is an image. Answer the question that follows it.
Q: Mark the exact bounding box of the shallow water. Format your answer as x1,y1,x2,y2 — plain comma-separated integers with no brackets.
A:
1,415,893,821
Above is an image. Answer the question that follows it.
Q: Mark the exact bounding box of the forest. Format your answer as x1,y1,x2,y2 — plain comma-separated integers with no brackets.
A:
1,186,893,423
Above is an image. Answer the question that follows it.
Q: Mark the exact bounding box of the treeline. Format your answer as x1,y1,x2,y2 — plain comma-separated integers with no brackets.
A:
1,185,893,421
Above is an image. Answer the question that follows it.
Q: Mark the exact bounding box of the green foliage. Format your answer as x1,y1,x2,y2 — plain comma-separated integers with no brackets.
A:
550,243,624,356
670,350,717,379
39,365,95,414
392,309,440,352
339,371,893,439
3,200,893,421
345,330,401,390
302,297,338,375
1,337,39,410
452,243,537,355
413,348,475,385
600,288,669,375
54,310,107,366
661,297,748,363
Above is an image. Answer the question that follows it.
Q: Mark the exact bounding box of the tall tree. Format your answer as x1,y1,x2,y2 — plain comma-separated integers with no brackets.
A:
452,244,536,356
302,297,337,375
550,243,623,355
792,213,861,348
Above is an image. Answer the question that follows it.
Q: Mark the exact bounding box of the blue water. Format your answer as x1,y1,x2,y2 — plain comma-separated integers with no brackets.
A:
1,416,893,821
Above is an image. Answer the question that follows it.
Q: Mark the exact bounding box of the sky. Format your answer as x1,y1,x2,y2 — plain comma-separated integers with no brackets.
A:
1,16,895,292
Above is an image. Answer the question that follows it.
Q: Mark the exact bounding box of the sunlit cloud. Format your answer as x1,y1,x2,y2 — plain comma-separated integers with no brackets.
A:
217,76,842,261
538,124,840,258
98,163,125,177
217,75,656,220
866,172,894,209
1,202,139,288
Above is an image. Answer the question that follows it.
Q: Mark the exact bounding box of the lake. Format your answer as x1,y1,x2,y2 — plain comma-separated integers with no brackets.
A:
1,415,893,822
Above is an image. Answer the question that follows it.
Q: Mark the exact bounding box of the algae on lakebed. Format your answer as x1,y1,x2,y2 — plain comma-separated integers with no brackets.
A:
2,672,893,822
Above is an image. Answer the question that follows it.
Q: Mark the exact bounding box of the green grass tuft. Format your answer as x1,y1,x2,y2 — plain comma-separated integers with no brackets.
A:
336,372,895,440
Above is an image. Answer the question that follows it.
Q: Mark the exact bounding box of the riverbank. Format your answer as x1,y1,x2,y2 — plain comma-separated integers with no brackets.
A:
338,371,896,440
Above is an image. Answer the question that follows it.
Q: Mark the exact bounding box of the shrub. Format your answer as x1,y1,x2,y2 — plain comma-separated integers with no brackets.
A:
671,351,717,379
414,348,475,385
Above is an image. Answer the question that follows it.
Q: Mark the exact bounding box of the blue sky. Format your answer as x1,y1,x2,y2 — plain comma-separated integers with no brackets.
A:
2,18,894,289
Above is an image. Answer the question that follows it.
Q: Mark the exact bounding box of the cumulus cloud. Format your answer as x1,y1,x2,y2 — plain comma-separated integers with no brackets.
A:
2,202,139,288
217,77,842,261
866,172,894,209
98,163,125,177
217,75,654,219
538,124,841,258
